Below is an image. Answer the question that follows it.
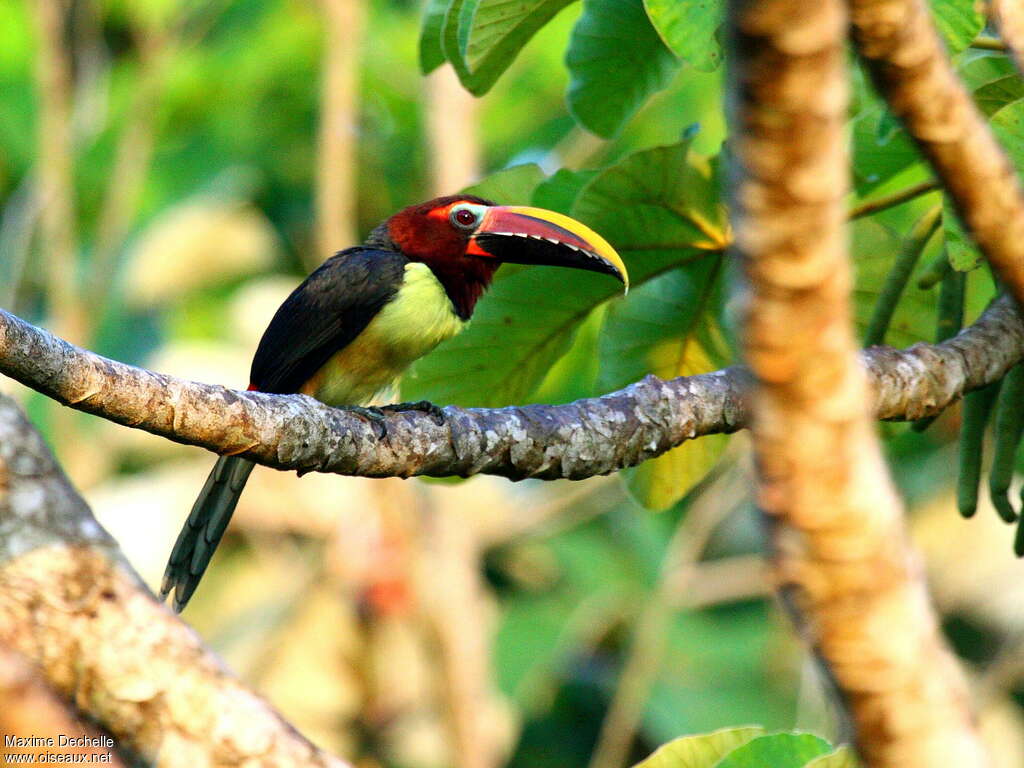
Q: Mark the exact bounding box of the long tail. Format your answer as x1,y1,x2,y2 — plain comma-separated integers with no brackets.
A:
160,455,255,612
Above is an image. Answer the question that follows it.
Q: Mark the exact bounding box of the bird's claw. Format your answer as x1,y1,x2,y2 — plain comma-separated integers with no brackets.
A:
380,400,446,426
343,401,445,439
344,405,389,439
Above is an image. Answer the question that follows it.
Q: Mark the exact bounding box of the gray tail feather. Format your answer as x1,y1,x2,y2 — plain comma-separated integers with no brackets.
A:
160,455,255,612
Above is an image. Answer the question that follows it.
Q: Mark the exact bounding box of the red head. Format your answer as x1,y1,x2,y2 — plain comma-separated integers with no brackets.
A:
384,195,628,319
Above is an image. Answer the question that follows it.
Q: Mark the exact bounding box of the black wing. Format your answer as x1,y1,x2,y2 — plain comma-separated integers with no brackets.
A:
249,247,409,394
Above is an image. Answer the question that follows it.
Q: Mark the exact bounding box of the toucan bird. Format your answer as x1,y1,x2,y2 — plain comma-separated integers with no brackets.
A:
160,195,628,611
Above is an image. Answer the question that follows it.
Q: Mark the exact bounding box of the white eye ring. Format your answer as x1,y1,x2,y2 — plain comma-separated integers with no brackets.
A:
450,204,484,231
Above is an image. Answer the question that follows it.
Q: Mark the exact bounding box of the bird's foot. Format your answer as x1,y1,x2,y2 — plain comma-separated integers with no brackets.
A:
343,405,390,439
380,400,446,426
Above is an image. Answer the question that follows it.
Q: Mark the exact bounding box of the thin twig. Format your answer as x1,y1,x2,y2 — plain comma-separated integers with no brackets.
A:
848,180,940,220
970,35,1008,52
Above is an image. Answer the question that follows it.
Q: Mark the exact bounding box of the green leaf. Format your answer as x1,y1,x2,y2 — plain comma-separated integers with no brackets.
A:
462,163,547,203
441,0,578,94
928,0,984,54
852,218,938,347
804,746,861,768
632,727,766,768
419,0,450,73
467,0,577,93
712,733,832,768
973,76,1024,117
532,168,599,214
441,0,478,87
958,48,1018,91
571,142,727,257
643,0,724,72
944,197,980,271
991,98,1024,168
598,264,728,509
851,102,921,195
566,0,681,137
403,141,726,407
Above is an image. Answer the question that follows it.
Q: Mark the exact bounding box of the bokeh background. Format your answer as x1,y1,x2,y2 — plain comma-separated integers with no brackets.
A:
2,0,1024,766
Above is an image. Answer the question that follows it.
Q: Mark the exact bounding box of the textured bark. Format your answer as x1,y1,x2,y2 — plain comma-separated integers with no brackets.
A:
0,645,127,768
0,395,349,768
0,301,1022,483
728,0,988,764
850,0,1024,306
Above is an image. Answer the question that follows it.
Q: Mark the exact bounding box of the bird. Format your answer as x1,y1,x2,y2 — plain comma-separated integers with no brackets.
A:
159,194,628,611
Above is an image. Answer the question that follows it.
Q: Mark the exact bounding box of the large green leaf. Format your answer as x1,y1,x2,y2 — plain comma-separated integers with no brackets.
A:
643,0,723,72
973,76,1024,117
598,264,728,509
850,101,921,196
632,727,766,768
929,0,984,54
712,733,832,768
566,0,680,138
419,0,450,73
463,162,547,203
991,98,1024,168
403,142,726,407
532,168,598,214
441,0,479,87
465,0,577,92
571,142,727,256
439,0,578,94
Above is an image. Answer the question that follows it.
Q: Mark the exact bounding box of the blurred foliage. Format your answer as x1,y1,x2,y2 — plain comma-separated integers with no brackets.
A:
4,0,1024,764
631,728,857,768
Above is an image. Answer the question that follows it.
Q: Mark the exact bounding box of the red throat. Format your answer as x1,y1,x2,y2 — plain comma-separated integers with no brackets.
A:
386,195,499,319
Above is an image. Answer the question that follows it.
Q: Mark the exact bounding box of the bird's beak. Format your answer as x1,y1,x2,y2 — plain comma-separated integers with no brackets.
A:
468,206,629,290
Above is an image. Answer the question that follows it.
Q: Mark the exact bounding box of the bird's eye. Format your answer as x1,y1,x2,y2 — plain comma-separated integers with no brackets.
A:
451,206,480,230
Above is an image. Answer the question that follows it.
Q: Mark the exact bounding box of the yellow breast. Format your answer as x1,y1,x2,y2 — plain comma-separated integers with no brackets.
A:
303,262,467,406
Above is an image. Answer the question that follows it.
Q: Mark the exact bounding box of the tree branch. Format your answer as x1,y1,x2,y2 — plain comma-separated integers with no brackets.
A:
848,179,939,220
0,297,1022,482
729,0,987,762
0,394,349,768
0,644,127,767
849,0,1024,307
